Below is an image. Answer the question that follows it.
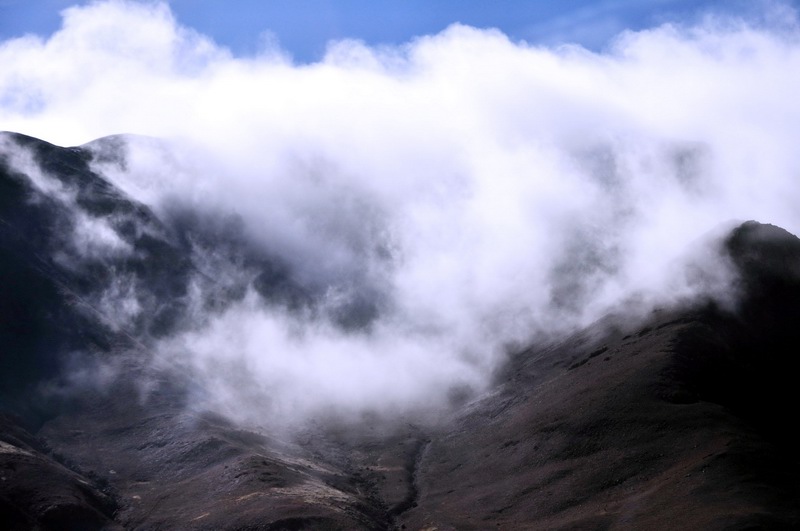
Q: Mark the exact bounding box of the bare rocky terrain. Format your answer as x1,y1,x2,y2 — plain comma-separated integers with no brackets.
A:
2,132,799,530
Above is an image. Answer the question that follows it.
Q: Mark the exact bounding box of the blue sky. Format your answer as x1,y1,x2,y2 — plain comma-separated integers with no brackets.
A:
0,0,786,63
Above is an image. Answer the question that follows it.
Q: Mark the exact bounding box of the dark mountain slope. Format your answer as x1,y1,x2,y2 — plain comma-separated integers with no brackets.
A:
398,223,800,530
0,132,397,529
1,412,120,531
0,132,194,410
1,132,123,413
0,131,306,413
1,133,800,529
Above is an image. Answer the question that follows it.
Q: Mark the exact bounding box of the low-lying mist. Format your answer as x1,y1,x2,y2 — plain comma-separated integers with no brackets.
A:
3,1,800,428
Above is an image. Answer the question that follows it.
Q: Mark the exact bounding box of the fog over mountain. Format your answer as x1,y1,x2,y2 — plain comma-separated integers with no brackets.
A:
2,1,800,529
2,1,800,430
3,133,800,529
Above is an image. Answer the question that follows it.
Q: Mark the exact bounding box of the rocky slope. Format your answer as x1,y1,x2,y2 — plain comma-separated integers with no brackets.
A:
1,133,799,530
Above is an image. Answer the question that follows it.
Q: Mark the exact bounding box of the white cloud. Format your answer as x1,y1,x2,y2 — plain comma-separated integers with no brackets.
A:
2,1,800,426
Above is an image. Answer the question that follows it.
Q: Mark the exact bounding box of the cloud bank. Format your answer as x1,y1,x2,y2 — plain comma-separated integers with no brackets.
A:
2,1,800,426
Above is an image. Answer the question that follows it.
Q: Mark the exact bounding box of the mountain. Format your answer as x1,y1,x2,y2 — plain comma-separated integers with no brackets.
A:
1,132,799,530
